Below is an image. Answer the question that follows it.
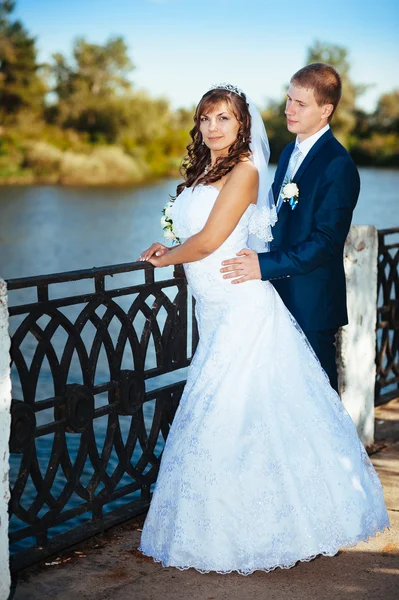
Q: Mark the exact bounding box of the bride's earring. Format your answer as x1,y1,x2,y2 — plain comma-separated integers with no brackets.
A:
202,140,205,145
243,137,245,143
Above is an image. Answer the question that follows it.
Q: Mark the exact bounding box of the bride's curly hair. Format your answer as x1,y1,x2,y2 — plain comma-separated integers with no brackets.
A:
174,88,251,198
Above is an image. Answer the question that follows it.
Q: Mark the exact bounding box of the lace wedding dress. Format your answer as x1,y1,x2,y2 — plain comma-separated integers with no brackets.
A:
138,184,389,575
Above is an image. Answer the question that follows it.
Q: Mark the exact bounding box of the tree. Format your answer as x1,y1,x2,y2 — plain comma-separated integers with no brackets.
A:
351,89,399,166
263,41,368,157
0,0,46,122
305,41,367,145
50,36,135,140
73,36,133,97
372,90,399,134
261,100,293,163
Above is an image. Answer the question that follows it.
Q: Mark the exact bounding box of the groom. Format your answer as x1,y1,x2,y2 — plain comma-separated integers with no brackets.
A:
221,63,360,392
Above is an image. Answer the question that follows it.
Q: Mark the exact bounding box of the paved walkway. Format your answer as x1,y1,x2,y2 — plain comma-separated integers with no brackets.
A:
9,400,399,600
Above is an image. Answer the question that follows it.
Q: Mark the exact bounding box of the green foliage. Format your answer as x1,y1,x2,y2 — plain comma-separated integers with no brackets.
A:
0,5,397,186
263,41,398,166
373,90,399,134
305,40,368,144
20,140,149,185
50,36,135,141
59,146,147,186
0,0,47,122
261,99,293,163
350,90,399,166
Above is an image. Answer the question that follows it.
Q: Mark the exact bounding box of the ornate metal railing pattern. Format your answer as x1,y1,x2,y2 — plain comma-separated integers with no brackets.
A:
376,228,399,405
6,226,398,571
6,262,197,572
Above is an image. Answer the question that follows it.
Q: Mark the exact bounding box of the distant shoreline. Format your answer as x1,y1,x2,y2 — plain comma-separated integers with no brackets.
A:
0,163,397,188
0,173,161,187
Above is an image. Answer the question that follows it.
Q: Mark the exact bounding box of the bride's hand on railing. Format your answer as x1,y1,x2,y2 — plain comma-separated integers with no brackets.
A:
138,242,170,263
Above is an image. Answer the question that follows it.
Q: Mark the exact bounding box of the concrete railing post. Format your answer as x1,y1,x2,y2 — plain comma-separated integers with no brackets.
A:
337,225,379,447
0,278,11,600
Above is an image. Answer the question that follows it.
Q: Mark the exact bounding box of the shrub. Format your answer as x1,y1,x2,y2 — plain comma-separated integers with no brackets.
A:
24,141,63,176
59,146,147,185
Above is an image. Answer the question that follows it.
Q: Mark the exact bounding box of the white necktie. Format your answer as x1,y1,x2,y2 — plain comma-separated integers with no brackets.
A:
276,146,302,212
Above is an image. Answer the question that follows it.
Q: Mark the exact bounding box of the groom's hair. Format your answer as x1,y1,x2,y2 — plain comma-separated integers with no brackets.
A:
291,63,342,121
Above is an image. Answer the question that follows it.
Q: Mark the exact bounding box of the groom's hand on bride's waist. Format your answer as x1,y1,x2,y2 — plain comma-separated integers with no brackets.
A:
220,249,261,284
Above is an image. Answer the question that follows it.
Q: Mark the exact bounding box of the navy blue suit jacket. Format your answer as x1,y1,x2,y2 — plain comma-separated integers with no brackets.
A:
259,129,360,331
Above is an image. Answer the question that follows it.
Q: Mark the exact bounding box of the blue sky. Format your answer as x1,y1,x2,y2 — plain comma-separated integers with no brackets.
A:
14,0,399,111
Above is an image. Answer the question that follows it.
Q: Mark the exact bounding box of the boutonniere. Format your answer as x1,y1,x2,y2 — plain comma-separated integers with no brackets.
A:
281,182,300,211
161,201,180,244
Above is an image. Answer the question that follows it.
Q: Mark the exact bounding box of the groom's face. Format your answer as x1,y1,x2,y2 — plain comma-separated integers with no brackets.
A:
285,84,332,141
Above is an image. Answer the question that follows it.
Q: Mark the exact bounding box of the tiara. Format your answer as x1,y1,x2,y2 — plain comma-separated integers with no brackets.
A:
208,83,244,97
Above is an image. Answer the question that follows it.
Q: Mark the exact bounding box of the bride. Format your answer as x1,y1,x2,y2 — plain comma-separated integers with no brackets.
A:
136,84,389,575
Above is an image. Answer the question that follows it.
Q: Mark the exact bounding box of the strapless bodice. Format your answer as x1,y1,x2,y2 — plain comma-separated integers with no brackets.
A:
172,184,257,251
171,184,266,306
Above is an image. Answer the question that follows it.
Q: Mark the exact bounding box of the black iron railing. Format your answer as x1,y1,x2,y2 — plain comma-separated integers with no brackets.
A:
6,262,197,572
5,226,398,572
376,228,399,405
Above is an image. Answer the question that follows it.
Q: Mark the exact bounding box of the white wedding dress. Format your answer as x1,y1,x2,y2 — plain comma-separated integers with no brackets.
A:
138,184,389,575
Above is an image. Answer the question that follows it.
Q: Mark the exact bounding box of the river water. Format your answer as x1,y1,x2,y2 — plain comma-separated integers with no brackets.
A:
1,168,398,281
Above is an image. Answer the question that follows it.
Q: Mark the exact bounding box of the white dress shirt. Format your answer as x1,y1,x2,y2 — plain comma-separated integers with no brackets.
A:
292,124,330,178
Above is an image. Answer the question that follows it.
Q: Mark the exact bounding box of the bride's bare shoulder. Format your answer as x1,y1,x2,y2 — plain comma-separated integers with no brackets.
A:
228,159,258,184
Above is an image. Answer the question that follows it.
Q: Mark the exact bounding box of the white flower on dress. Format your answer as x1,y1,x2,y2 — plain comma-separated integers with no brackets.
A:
163,228,177,241
161,200,180,244
164,202,173,219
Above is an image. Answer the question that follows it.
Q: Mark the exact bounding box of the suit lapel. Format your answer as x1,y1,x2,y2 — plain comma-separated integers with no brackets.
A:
272,130,334,240
273,142,294,204
293,129,334,184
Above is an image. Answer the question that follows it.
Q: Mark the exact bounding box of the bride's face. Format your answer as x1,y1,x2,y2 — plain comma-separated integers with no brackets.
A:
199,101,240,154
